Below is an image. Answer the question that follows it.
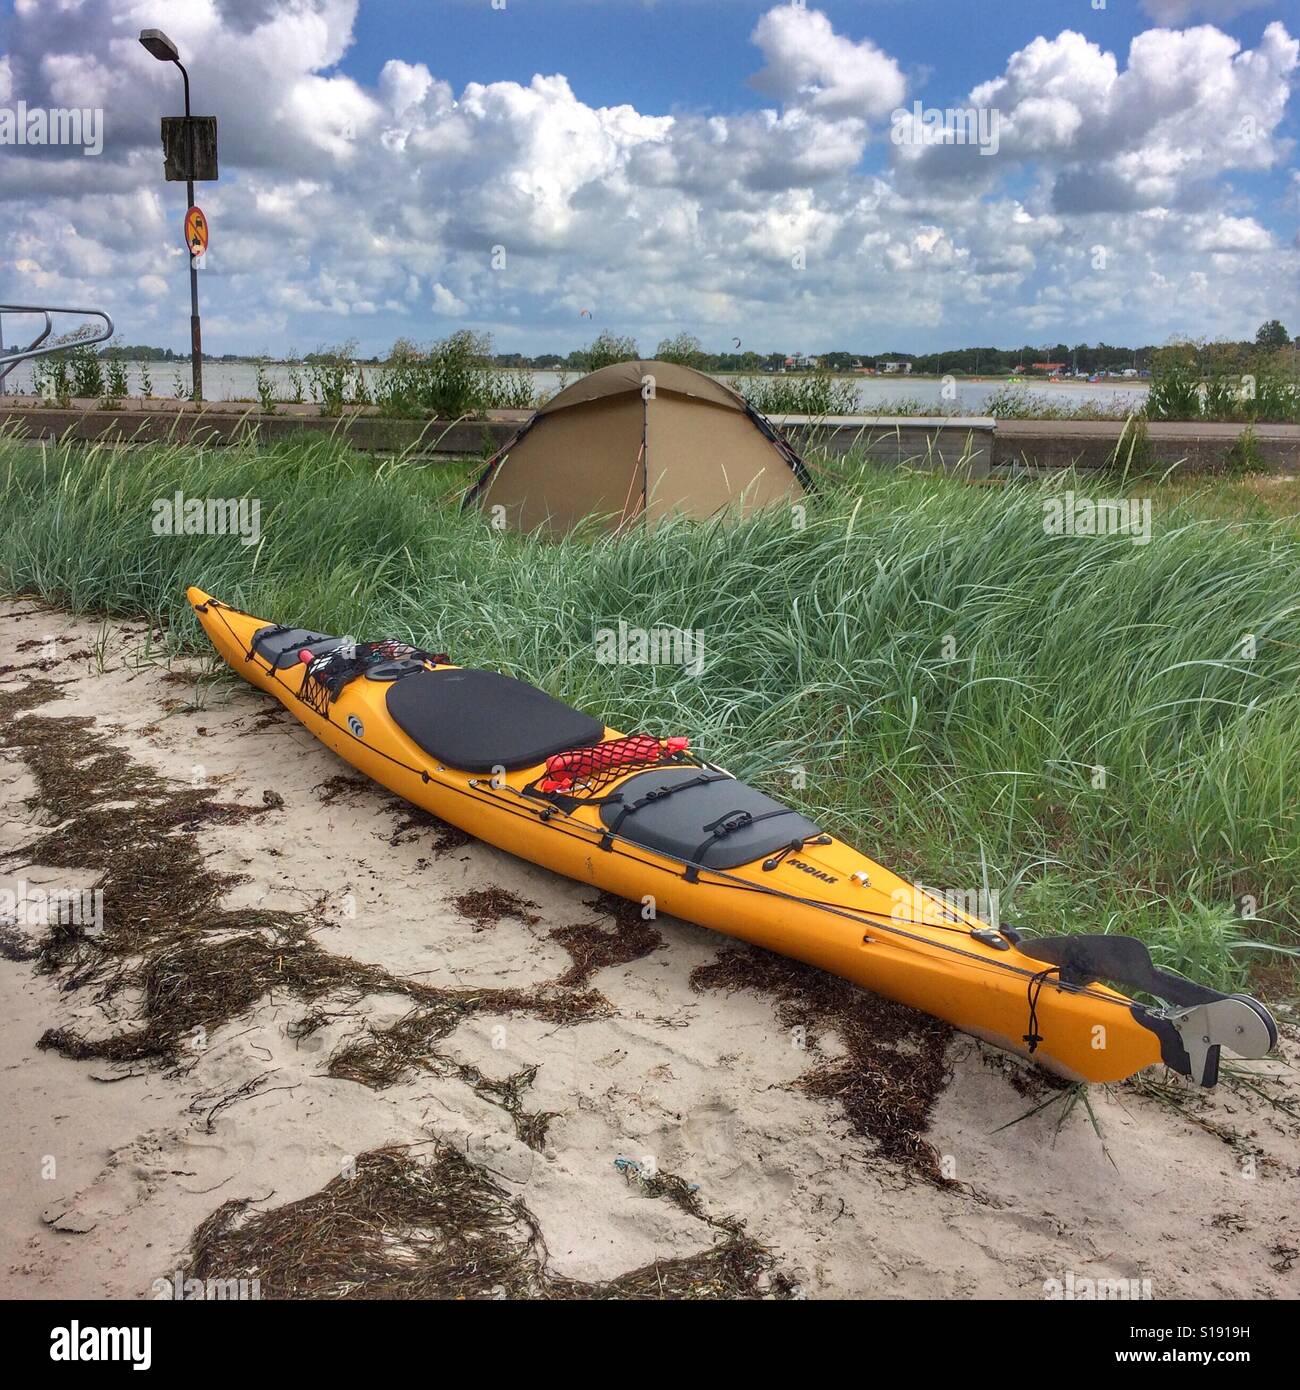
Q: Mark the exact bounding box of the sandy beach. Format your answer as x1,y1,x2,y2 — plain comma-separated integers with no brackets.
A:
2,600,1297,1300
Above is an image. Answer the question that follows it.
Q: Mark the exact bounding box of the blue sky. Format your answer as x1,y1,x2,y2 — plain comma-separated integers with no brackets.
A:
350,2,1297,211
349,2,1265,117
1,0,1296,357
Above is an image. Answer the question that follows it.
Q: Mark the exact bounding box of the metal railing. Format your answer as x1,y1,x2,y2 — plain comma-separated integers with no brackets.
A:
0,304,115,396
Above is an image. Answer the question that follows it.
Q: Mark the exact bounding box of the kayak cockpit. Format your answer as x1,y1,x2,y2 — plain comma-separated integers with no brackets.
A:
386,667,604,773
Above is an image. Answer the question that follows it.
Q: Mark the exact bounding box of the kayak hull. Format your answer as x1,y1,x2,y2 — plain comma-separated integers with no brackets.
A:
188,588,1172,1086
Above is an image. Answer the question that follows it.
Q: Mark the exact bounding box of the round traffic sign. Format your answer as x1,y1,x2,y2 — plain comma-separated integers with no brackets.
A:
185,206,209,256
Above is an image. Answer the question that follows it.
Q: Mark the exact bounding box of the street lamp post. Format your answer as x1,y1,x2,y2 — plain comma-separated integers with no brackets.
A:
140,28,203,403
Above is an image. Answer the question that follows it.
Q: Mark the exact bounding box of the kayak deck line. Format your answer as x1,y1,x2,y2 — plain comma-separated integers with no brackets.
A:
188,588,1279,1090
474,774,1143,1002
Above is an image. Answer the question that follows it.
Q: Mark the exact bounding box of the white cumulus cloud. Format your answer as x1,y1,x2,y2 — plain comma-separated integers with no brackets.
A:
750,2,906,117
0,2,1294,360
430,282,467,316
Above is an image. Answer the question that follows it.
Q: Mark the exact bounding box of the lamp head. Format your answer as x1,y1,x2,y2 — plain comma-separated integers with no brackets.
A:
139,29,180,63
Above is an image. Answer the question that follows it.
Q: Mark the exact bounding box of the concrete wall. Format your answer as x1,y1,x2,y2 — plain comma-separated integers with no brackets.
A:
2,400,1296,475
774,415,993,479
994,420,1299,474
0,402,512,458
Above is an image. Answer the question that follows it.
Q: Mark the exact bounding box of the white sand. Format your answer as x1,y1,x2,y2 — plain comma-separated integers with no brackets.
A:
1,601,1296,1299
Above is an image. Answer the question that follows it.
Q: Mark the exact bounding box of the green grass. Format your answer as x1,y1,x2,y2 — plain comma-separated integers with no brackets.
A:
1147,366,1300,425
2,429,1297,995
984,385,1145,421
734,372,861,417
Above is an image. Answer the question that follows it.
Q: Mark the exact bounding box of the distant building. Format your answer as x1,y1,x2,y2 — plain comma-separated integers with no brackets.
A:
879,360,911,374
1032,362,1066,374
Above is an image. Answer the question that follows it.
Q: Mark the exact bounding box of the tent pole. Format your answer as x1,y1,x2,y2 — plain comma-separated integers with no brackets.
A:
640,377,649,519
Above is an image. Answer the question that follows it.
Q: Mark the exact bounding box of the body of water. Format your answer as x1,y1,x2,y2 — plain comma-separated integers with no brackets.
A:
0,361,1149,416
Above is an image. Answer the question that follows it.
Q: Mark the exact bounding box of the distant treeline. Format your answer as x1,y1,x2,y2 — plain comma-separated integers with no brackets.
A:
485,346,1143,374
101,345,266,363
94,319,1294,377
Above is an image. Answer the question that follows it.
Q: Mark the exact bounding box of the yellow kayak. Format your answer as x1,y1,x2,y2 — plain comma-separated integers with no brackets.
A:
189,587,1277,1089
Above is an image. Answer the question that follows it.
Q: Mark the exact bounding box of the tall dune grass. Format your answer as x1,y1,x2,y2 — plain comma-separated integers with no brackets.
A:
2,429,1297,991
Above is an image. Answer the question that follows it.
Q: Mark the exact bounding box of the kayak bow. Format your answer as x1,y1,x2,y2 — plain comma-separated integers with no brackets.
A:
188,588,1278,1090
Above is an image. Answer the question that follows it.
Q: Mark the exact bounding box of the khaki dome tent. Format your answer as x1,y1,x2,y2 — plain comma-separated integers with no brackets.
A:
464,359,811,533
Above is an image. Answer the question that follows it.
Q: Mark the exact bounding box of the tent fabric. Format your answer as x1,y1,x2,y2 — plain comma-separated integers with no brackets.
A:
644,394,802,521
464,359,809,534
481,394,647,533
535,359,747,416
